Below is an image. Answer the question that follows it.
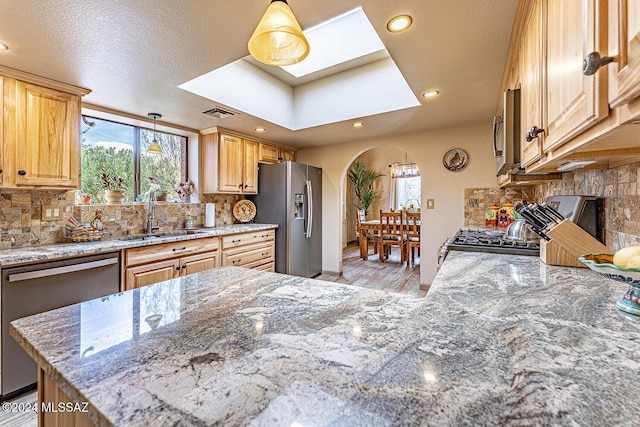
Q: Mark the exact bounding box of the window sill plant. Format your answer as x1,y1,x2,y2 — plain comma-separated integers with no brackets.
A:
101,174,125,204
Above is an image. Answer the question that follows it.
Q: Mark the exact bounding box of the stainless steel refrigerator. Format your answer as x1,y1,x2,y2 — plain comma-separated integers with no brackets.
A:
250,162,322,277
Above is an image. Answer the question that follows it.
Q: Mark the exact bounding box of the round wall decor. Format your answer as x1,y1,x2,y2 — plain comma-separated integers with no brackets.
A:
442,148,469,172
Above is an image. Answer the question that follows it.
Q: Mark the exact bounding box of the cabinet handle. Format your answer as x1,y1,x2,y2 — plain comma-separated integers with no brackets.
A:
18,170,27,176
261,234,270,238
232,239,241,243
172,247,187,252
0,168,3,174
182,264,187,270
261,252,269,256
238,184,243,189
583,52,615,76
176,266,181,271
525,126,544,142
232,259,242,264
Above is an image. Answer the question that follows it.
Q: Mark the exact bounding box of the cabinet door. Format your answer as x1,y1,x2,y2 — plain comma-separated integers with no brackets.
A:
259,143,279,163
520,0,545,167
14,81,80,187
609,0,640,107
218,134,244,192
279,148,295,162
179,251,217,276
0,76,3,187
243,139,258,194
544,0,608,151
125,259,179,290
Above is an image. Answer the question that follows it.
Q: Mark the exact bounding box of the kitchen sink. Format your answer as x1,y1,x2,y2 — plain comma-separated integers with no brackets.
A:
118,229,208,241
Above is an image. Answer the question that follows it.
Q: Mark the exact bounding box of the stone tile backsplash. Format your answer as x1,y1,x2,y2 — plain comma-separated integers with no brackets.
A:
464,187,538,228
533,161,640,251
465,161,640,252
0,190,244,248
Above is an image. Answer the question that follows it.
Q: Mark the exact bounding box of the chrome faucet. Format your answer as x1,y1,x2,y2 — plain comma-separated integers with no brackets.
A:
146,192,159,235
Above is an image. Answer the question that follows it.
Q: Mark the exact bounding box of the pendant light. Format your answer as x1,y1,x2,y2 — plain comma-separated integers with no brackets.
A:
147,113,163,154
248,0,310,66
390,154,420,179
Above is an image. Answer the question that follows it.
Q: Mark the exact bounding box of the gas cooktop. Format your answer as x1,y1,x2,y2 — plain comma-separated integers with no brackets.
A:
447,229,540,256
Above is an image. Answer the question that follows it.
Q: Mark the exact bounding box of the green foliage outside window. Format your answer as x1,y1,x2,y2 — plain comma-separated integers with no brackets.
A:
80,116,186,204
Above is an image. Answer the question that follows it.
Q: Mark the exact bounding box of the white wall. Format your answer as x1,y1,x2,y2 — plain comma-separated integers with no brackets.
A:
296,121,498,284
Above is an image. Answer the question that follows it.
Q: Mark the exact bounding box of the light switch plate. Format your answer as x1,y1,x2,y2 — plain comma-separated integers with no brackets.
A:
42,204,63,221
426,198,435,209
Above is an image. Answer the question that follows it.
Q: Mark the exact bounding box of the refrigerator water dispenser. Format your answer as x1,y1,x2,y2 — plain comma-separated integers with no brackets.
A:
294,193,305,219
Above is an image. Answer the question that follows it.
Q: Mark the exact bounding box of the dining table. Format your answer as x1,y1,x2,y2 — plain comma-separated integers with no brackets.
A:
357,218,420,261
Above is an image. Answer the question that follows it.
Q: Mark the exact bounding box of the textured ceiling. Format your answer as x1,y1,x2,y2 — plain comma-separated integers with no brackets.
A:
0,0,518,148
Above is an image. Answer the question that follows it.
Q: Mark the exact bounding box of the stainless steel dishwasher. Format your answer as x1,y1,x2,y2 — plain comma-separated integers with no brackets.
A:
1,252,120,401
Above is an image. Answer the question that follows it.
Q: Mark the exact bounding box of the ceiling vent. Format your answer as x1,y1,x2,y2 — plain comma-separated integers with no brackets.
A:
202,107,236,119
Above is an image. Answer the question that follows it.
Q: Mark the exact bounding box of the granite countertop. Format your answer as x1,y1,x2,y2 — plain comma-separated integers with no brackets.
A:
0,223,278,267
11,253,640,426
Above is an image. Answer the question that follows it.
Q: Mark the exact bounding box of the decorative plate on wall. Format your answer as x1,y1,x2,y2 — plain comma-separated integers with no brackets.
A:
442,148,469,172
233,200,257,223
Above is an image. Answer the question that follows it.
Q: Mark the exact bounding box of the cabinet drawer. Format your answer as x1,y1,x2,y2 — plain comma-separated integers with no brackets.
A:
126,237,219,266
222,242,274,267
253,262,275,272
222,229,275,249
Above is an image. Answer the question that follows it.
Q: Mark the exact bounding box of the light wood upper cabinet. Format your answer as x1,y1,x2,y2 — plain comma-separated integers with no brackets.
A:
259,143,280,163
520,0,545,167
200,130,258,194
608,0,640,107
279,148,295,162
218,134,245,192
0,76,3,187
243,139,258,194
258,142,296,164
0,66,89,189
544,0,608,152
14,81,81,187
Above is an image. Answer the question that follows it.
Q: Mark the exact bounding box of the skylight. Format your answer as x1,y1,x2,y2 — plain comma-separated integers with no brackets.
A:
178,7,419,131
280,8,385,78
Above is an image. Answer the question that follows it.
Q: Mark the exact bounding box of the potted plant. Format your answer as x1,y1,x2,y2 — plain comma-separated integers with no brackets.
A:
101,174,125,204
348,161,383,217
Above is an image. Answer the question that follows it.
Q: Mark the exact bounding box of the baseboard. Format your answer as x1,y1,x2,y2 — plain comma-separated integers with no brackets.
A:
321,270,342,277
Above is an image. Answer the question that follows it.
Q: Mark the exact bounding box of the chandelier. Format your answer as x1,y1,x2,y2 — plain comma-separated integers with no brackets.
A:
390,155,420,179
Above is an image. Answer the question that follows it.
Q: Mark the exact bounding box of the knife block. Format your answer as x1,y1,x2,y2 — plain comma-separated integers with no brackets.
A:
539,219,610,267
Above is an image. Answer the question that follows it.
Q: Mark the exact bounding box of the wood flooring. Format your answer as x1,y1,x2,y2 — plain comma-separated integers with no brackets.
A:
316,242,427,298
0,243,425,426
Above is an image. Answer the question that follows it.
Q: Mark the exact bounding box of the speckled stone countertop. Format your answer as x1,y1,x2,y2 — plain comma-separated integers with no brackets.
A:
0,223,277,267
11,252,640,426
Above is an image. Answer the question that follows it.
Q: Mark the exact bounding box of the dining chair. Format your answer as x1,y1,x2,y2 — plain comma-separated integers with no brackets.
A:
379,210,406,263
405,211,421,267
355,209,378,258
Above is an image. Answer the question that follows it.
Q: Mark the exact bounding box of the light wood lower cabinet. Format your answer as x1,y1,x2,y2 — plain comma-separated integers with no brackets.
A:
221,229,275,271
123,231,276,290
124,238,219,290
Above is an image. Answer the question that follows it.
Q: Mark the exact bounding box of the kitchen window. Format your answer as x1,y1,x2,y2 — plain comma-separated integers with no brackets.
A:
80,116,187,203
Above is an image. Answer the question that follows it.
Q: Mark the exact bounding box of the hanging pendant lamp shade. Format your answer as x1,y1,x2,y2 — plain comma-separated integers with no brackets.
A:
147,113,163,155
248,0,310,66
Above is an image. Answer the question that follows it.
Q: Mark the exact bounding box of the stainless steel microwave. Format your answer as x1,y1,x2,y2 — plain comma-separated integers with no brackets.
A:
493,88,520,176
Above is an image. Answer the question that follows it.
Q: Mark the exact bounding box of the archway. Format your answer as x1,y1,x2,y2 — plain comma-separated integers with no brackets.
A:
340,146,422,286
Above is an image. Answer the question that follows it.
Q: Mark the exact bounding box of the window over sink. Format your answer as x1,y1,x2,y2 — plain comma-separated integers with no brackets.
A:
80,116,187,203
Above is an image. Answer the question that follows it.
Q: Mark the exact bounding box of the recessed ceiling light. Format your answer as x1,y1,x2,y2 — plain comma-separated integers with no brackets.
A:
387,15,413,33
422,90,440,98
255,127,266,132
352,121,364,128
0,42,9,51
